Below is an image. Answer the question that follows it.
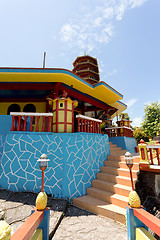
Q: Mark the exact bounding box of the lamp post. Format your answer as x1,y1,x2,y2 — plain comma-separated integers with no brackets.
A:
124,151,134,191
37,154,50,192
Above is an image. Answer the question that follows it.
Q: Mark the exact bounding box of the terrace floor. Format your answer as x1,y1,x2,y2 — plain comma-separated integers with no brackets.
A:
0,188,127,240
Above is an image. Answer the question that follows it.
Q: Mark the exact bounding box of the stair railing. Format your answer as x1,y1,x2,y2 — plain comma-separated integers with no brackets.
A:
11,207,50,240
127,205,160,240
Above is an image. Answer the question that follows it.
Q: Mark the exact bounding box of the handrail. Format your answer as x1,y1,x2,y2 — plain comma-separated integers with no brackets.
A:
76,115,102,133
76,114,102,122
10,112,53,132
133,208,160,237
127,205,160,239
11,209,44,240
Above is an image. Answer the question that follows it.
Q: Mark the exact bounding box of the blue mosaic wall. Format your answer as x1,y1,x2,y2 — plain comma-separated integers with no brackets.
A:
0,132,110,201
109,136,137,153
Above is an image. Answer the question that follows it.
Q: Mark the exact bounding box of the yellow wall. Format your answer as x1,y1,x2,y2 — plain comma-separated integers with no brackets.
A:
0,102,46,115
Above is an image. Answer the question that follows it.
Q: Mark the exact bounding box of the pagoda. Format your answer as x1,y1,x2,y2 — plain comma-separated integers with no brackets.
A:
72,55,100,85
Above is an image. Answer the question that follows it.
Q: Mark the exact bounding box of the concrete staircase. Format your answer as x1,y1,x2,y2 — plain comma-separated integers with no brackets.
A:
73,142,140,224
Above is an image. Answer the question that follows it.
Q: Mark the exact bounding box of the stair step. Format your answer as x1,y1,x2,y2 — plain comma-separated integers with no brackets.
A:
73,195,126,224
101,166,138,178
107,155,140,163
92,179,131,197
110,150,127,156
87,187,128,208
110,146,122,150
104,161,139,171
97,173,136,187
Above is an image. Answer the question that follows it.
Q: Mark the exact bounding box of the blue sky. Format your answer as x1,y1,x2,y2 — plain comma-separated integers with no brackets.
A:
0,0,159,127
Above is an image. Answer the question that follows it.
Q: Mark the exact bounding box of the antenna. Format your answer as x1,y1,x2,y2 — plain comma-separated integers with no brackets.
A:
43,52,46,68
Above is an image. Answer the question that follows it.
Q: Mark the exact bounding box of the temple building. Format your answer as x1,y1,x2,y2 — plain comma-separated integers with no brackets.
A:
0,55,127,132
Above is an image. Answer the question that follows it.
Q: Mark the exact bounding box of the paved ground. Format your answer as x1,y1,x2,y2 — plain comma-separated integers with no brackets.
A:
0,188,127,239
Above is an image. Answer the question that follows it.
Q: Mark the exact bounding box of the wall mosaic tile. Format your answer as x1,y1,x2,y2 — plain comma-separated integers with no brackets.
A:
0,132,110,201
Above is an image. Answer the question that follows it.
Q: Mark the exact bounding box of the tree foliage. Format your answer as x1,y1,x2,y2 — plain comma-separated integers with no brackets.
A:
133,127,147,144
142,102,160,138
118,112,130,120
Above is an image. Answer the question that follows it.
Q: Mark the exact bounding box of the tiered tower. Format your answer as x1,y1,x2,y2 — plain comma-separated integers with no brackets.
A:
72,55,100,85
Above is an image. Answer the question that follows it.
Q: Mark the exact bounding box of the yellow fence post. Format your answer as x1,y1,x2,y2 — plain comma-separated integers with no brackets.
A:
138,139,149,165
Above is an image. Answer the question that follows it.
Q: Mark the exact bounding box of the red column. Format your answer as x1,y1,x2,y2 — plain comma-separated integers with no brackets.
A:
84,120,87,132
48,116,52,132
22,116,28,131
77,118,80,132
29,116,34,132
11,116,15,131
35,116,40,132
42,116,46,132
64,100,67,133
17,116,21,131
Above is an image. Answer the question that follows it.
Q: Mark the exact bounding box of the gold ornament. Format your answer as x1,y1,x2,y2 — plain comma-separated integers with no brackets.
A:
36,192,47,210
129,191,141,208
0,220,11,240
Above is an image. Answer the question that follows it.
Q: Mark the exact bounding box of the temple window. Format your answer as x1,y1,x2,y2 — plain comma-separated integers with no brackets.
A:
7,104,20,115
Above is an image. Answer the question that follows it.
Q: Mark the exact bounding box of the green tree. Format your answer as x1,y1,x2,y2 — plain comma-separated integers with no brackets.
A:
133,127,147,144
142,102,160,138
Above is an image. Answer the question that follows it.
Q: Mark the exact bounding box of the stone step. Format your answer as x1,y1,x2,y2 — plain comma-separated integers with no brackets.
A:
107,155,140,164
110,146,123,150
100,166,138,178
104,161,139,171
87,187,129,209
97,173,136,187
72,195,126,224
92,179,131,197
110,149,127,156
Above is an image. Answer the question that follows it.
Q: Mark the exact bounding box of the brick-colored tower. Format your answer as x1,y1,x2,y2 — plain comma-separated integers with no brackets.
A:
72,55,100,85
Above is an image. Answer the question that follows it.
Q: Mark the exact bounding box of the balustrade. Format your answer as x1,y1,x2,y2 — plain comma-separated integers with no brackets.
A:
138,139,160,167
10,112,53,132
76,115,102,134
105,126,133,137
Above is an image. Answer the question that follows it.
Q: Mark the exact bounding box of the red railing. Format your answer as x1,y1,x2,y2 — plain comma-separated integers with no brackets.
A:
105,126,133,137
138,139,160,172
133,208,160,237
11,207,50,240
127,205,160,239
147,143,160,165
10,112,53,132
76,115,102,133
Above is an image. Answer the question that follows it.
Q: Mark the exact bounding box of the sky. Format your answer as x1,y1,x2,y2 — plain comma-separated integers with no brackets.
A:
0,0,160,127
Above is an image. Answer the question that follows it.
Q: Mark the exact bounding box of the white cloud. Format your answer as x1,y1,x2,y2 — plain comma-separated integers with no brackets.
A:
129,0,147,8
60,0,147,52
126,98,138,109
132,116,143,127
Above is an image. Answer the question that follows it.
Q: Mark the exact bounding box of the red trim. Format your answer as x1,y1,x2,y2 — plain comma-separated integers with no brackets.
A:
134,208,160,236
64,100,67,132
11,209,44,240
0,98,46,102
